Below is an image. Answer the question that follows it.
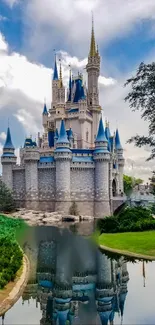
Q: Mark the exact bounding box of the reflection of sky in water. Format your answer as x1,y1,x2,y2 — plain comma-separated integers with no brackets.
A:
0,226,155,325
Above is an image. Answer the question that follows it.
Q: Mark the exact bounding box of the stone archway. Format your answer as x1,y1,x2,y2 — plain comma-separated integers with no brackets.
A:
112,179,117,197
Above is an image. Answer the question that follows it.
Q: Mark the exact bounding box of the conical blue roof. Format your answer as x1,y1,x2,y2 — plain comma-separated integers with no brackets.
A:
95,117,108,143
105,125,111,140
4,127,14,150
43,103,48,115
115,129,122,150
57,120,69,144
68,128,73,139
54,128,59,140
53,55,58,80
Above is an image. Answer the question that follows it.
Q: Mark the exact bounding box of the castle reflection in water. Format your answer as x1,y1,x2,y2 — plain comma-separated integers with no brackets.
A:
21,226,129,325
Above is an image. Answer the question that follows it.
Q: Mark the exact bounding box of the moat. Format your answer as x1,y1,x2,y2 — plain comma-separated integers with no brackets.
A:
0,224,155,325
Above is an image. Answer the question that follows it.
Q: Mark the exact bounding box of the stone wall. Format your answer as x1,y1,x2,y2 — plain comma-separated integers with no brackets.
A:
13,169,25,201
71,168,94,201
38,167,55,201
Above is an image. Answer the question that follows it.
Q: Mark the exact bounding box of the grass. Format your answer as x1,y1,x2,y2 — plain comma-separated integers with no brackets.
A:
99,230,155,257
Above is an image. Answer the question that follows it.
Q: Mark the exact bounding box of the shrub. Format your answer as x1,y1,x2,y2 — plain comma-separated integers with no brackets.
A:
69,201,79,216
0,237,23,289
0,180,15,212
97,206,155,233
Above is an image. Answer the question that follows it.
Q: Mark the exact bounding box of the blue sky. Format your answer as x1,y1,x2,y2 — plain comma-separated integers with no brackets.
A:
0,0,155,180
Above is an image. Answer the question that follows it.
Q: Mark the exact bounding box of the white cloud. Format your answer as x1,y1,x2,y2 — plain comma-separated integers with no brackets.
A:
0,33,8,53
0,16,8,22
0,132,6,141
24,0,155,58
2,0,19,7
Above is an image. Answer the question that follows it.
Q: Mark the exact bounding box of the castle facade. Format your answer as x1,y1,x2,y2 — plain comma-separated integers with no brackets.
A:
1,19,125,217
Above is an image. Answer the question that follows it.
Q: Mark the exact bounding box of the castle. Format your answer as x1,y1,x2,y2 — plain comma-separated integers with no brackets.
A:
1,19,125,218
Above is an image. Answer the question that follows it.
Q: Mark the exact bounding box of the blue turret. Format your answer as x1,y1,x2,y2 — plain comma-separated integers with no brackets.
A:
57,119,69,145
54,128,59,142
105,121,111,152
95,117,108,143
1,126,16,190
53,54,58,80
4,127,14,150
42,103,48,115
115,129,122,150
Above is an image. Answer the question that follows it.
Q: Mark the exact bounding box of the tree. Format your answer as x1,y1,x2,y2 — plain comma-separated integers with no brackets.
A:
124,62,155,160
123,174,143,196
149,171,155,195
0,179,15,212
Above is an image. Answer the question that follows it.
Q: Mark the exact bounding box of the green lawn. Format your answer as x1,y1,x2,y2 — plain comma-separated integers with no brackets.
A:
99,231,155,257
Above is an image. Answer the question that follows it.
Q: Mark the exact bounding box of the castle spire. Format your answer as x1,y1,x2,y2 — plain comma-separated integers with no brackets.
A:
95,116,107,143
115,128,123,150
59,59,63,88
89,13,96,57
42,99,48,115
4,126,14,150
57,119,69,144
53,52,58,80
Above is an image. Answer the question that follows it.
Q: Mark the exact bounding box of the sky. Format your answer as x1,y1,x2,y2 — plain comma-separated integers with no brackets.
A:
0,0,155,181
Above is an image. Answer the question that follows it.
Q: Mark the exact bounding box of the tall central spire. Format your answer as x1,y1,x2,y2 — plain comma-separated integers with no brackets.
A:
53,52,58,80
89,13,96,57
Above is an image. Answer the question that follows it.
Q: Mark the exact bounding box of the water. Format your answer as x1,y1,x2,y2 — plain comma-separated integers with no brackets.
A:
0,223,155,325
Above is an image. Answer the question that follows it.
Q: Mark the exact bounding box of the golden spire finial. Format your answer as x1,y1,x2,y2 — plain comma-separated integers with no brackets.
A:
89,12,96,57
59,59,63,88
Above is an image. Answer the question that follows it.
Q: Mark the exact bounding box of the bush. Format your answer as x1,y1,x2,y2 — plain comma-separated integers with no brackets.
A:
0,180,15,212
0,237,23,289
97,206,155,233
69,201,79,216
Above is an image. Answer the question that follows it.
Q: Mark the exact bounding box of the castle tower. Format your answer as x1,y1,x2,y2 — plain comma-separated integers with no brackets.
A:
1,126,16,190
94,117,110,217
54,119,72,213
23,143,40,210
115,129,124,194
86,15,101,142
52,54,59,107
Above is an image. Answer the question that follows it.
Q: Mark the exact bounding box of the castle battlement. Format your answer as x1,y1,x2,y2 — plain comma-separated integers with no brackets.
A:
1,18,125,218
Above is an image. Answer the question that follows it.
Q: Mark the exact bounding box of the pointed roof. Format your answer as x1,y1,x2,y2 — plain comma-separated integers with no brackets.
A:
68,128,74,139
4,127,14,150
53,54,58,80
54,128,59,140
105,120,111,139
95,117,108,143
115,128,123,150
43,103,48,115
57,119,69,144
89,14,96,57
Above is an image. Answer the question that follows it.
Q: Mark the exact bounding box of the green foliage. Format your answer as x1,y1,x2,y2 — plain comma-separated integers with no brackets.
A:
0,237,23,289
124,62,155,161
0,179,15,212
123,174,143,196
97,206,155,233
69,201,79,216
149,171,155,195
0,214,26,241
